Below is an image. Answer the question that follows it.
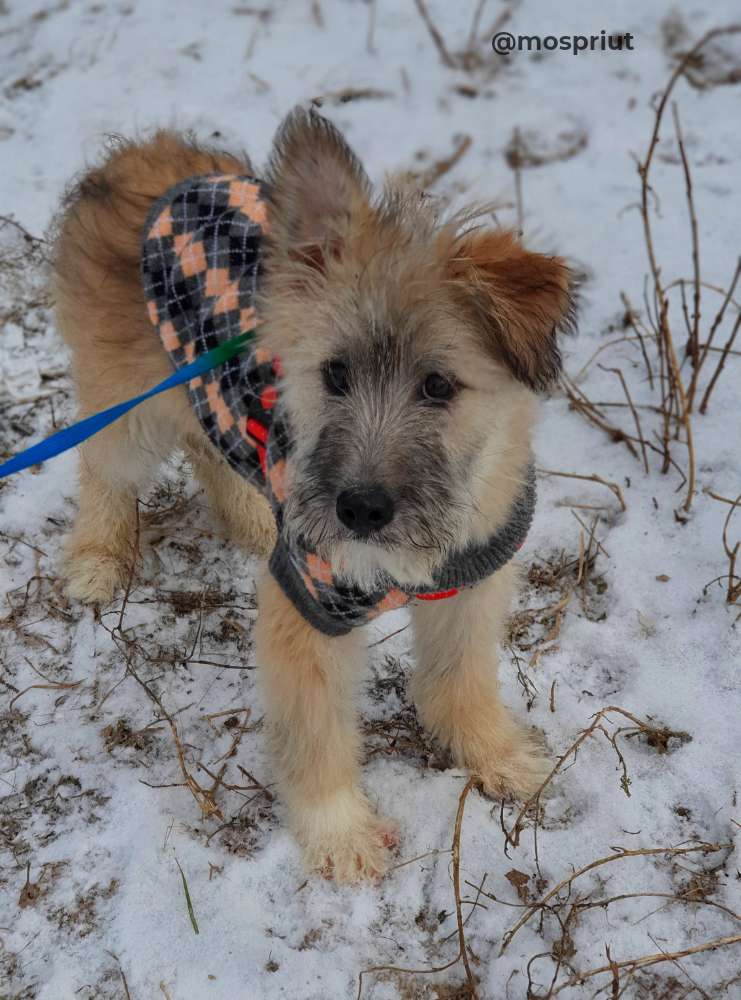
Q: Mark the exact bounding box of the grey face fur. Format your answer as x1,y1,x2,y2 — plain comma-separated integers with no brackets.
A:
284,321,475,574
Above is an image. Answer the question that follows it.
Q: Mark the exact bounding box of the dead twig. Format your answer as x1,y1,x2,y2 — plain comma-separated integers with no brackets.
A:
413,0,512,74
705,488,741,506
105,951,132,1000
9,678,81,710
310,0,323,29
504,706,691,852
635,25,741,506
356,777,479,999
693,256,741,389
537,468,627,512
310,86,393,108
416,134,472,188
0,531,47,557
101,509,225,820
560,373,640,461
0,213,47,248
619,296,655,389
123,655,222,820
704,491,741,604
598,365,650,474
553,932,741,992
365,0,376,54
571,889,740,924
452,777,480,999
501,842,729,953
699,309,741,414
466,0,488,54
672,103,701,379
509,127,524,233
572,328,651,385
413,0,456,68
387,848,450,873
367,622,410,648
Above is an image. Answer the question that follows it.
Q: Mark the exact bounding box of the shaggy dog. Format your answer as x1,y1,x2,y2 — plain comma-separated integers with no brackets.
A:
53,109,575,881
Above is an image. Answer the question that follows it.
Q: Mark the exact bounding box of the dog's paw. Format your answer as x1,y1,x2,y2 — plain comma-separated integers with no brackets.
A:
62,545,127,604
296,792,398,884
469,730,551,802
305,816,398,884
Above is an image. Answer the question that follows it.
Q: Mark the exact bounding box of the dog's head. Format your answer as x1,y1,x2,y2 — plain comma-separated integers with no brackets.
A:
257,109,575,588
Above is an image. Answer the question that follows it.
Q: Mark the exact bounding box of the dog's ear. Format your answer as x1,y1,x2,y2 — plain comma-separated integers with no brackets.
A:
264,107,371,274
448,229,576,391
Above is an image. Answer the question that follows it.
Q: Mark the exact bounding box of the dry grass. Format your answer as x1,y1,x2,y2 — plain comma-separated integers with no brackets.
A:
507,512,612,710
557,24,741,617
91,510,273,839
413,0,515,76
561,26,741,524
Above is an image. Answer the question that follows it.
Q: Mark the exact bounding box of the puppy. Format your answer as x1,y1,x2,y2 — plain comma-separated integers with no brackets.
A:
53,109,574,882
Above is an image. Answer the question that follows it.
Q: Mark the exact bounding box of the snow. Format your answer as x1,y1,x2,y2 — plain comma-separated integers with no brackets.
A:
1,1,740,997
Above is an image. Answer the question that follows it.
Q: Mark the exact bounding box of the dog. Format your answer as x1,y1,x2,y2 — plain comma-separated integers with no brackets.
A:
53,108,575,881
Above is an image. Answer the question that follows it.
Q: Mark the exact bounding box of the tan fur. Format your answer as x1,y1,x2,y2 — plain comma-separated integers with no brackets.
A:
54,132,275,601
53,114,574,881
449,228,572,391
410,562,548,798
255,571,396,881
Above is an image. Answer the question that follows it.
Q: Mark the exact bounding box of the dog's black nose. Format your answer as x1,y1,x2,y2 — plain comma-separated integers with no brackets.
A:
336,487,395,536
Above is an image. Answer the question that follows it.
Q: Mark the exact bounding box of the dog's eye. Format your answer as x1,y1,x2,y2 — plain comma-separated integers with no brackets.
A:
323,360,350,396
421,372,457,403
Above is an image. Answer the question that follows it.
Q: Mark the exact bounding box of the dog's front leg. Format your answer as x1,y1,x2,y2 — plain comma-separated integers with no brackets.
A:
410,563,549,799
255,571,396,882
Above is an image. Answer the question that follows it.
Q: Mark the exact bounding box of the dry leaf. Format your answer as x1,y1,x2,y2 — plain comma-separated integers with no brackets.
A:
505,868,530,903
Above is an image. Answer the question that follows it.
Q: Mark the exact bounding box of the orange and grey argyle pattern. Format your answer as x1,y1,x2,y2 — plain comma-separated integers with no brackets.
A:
141,174,283,484
141,175,535,636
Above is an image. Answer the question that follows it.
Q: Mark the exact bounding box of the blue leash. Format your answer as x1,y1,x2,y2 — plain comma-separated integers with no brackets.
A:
0,330,255,480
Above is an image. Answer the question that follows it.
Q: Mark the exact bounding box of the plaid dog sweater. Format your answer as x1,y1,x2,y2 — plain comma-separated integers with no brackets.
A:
141,175,536,636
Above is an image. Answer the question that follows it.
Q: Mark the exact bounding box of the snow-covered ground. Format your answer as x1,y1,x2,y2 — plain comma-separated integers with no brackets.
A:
1,2,739,997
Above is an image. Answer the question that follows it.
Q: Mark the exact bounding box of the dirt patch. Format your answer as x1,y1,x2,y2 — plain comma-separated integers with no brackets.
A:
48,878,120,938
